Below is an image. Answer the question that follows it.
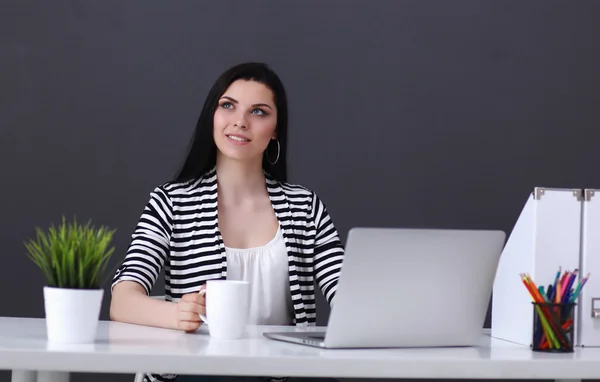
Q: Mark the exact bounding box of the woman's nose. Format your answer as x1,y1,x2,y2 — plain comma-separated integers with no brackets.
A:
233,118,247,129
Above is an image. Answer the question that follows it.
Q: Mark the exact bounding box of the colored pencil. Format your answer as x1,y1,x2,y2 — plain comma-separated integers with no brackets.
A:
520,274,561,348
570,273,590,303
522,273,569,347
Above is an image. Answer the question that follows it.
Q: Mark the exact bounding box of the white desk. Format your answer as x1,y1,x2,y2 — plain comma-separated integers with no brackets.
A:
0,316,599,382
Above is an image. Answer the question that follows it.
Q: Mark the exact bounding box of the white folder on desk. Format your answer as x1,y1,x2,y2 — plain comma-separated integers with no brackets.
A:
579,189,600,347
491,187,582,346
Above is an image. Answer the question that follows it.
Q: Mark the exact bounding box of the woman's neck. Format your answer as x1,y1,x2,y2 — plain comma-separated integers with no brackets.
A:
215,155,266,204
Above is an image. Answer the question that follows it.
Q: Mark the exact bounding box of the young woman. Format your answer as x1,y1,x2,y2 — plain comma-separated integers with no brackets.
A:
110,62,345,382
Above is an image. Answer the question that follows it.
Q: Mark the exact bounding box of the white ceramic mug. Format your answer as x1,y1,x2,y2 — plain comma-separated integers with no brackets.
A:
199,280,250,339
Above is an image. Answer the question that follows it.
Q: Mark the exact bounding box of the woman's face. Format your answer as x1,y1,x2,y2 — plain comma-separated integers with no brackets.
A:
213,79,278,164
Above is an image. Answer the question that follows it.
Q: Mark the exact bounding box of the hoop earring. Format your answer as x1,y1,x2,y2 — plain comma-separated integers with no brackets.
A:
266,139,280,165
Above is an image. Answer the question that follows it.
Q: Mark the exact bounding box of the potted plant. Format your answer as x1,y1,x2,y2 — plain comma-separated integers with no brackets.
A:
24,216,116,344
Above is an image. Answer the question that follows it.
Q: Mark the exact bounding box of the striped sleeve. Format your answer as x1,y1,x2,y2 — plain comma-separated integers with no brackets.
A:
111,186,173,295
311,193,345,306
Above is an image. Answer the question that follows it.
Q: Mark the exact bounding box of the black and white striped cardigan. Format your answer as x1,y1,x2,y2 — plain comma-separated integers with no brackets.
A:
112,167,345,325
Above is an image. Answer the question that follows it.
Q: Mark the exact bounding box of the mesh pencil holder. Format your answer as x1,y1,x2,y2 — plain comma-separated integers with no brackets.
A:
531,302,576,352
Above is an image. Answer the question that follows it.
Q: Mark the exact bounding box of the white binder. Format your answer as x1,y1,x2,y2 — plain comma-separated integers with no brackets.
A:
491,187,582,346
579,189,600,346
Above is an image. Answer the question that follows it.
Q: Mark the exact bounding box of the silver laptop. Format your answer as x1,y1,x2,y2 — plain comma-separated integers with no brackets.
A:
264,227,505,349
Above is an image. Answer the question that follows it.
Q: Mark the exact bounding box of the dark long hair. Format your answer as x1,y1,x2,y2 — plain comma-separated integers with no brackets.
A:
174,62,288,183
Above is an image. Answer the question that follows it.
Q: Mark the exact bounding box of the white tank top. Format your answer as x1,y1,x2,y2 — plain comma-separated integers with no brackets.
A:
225,226,294,325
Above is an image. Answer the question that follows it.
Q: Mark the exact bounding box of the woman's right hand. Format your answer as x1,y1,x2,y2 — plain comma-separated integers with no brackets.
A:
174,290,206,333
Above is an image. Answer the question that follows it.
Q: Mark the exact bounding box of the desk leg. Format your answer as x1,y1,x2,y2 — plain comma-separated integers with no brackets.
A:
37,372,70,382
12,370,37,382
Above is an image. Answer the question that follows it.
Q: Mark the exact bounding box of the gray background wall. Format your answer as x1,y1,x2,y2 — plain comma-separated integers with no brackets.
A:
2,0,600,381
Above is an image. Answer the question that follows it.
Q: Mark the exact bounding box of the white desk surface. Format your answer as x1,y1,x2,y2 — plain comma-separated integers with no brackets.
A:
2,316,600,379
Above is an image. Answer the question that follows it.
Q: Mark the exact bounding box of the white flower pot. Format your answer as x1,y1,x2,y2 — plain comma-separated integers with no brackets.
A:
43,286,104,344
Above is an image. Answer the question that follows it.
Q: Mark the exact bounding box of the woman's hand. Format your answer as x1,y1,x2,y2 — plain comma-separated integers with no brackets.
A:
174,286,206,333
